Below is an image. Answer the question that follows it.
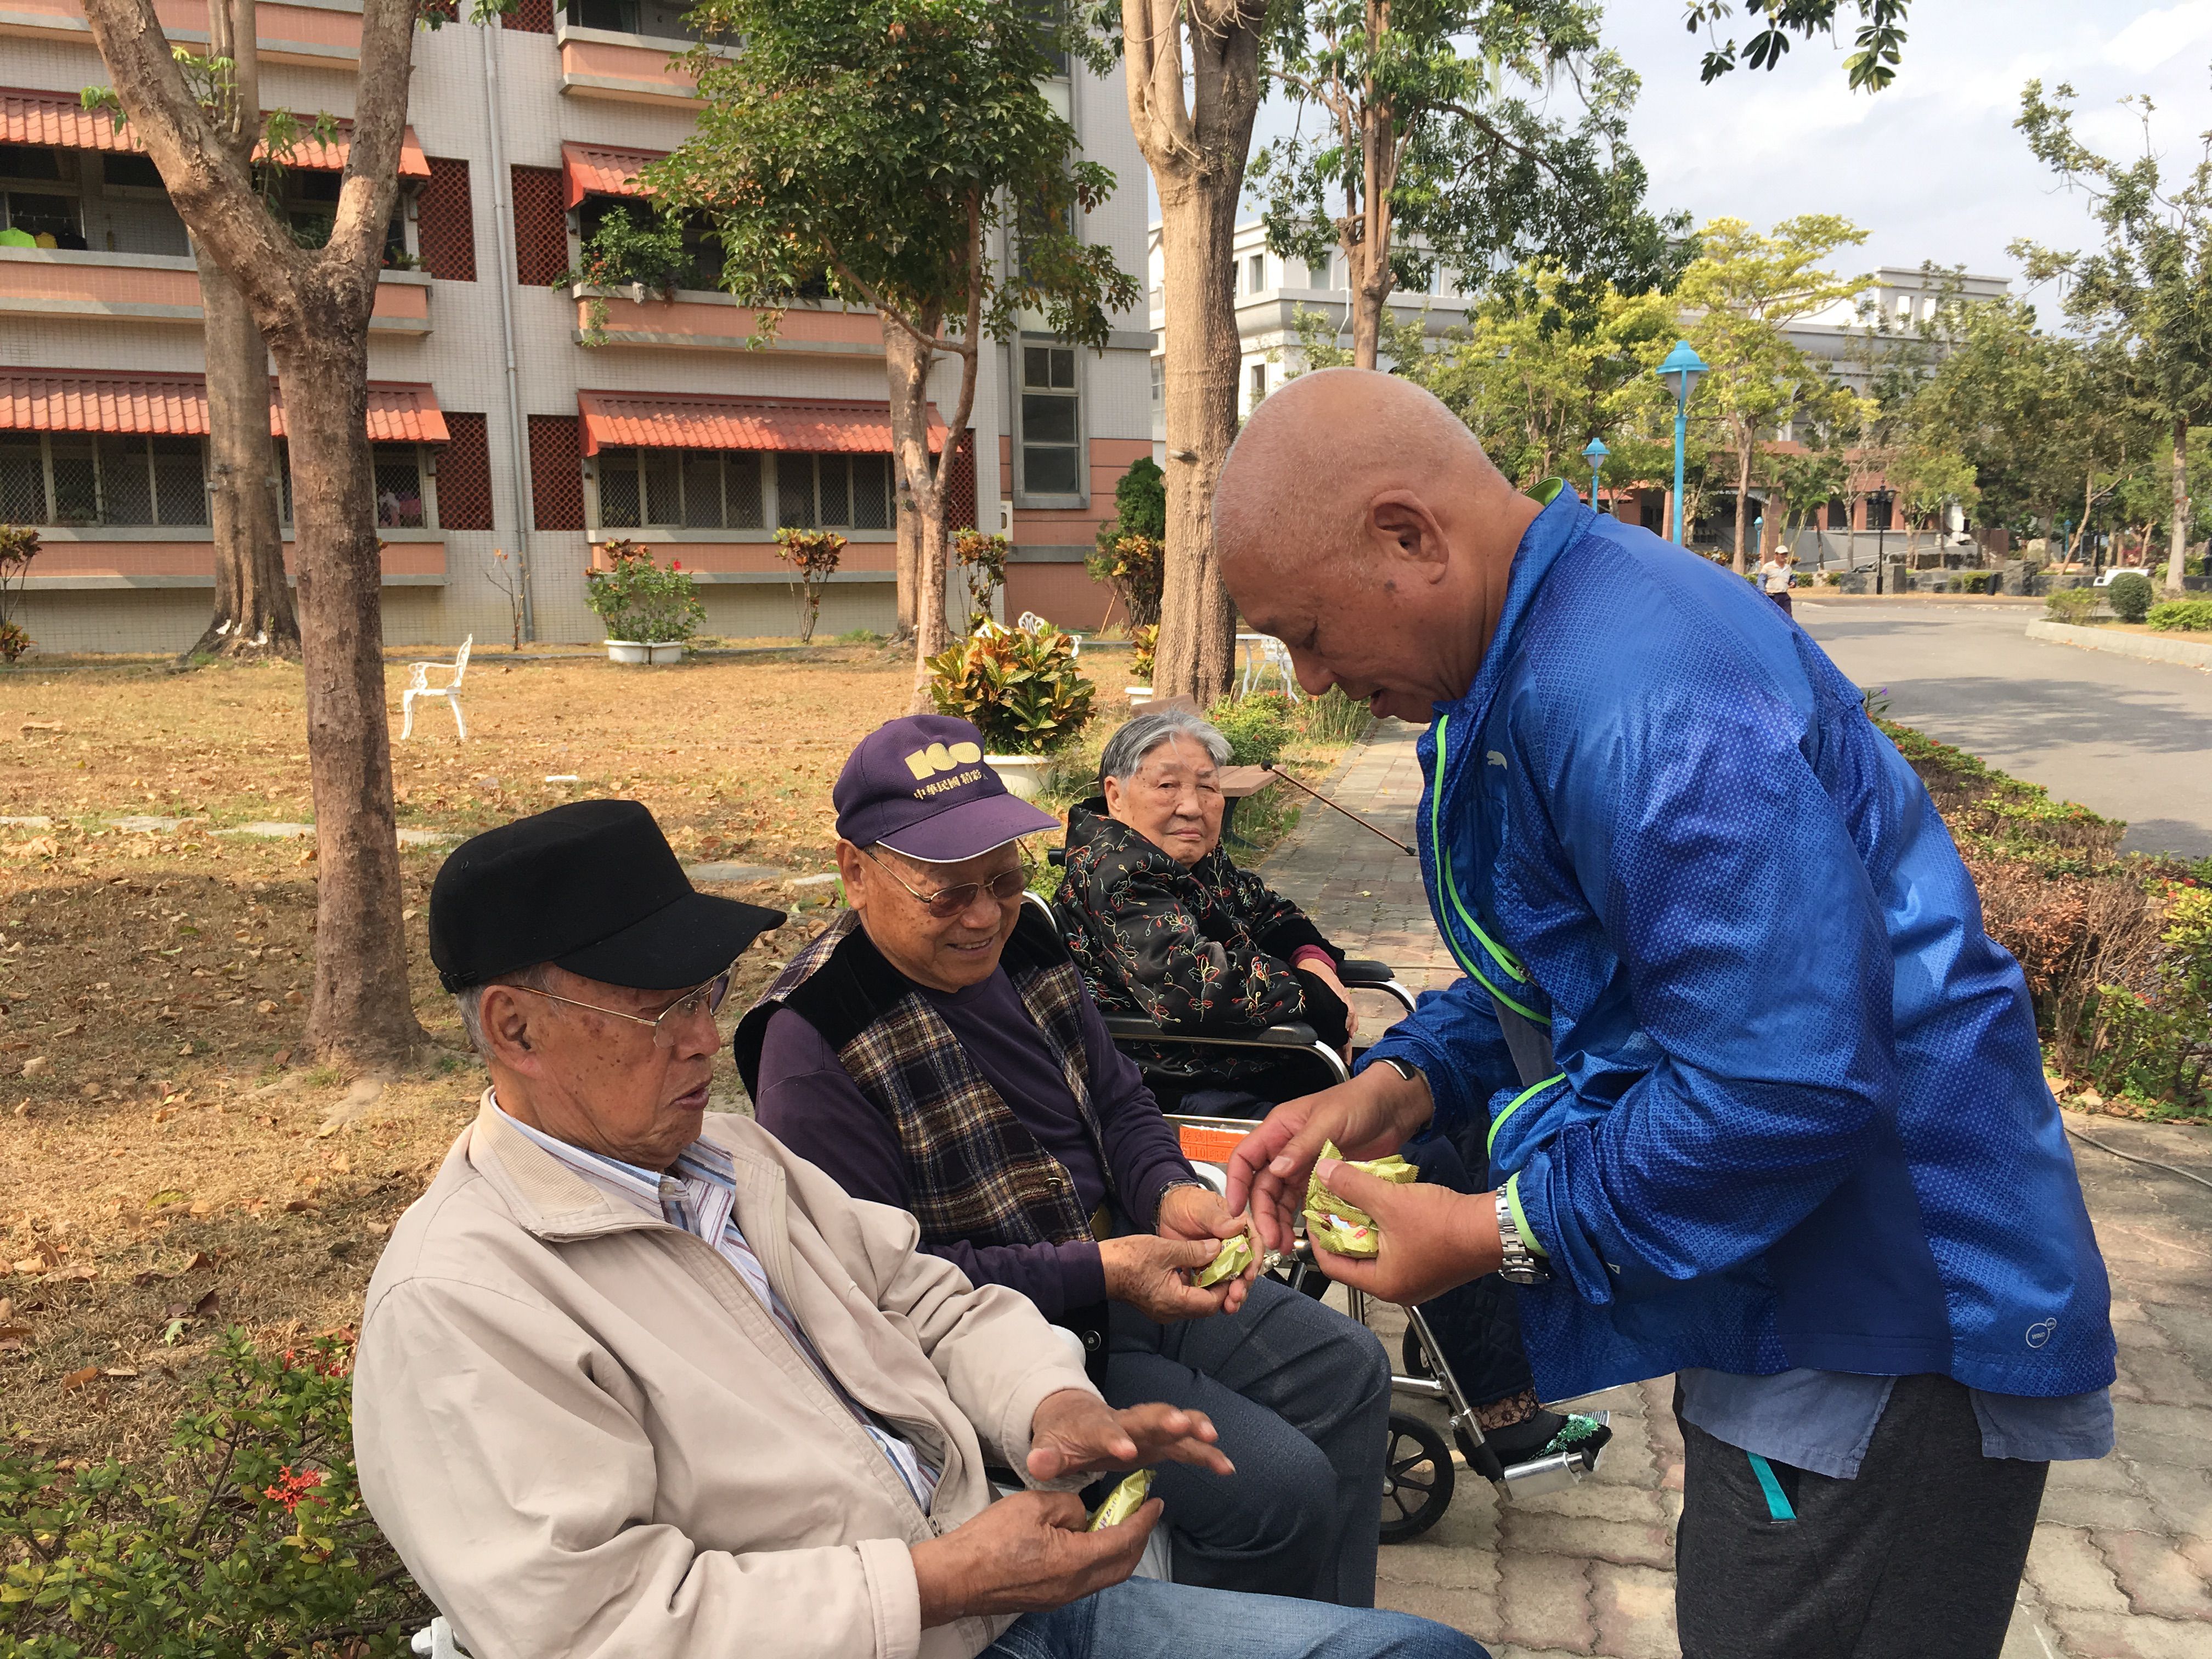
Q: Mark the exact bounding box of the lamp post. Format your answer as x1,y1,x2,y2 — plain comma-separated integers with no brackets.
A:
1582,437,1610,513
1869,487,1895,593
1654,341,1708,546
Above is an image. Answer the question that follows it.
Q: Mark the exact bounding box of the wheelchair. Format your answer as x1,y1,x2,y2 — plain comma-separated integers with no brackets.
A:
1031,896,1607,1541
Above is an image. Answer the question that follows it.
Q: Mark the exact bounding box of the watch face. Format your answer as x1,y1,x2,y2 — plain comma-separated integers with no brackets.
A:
1499,1263,1548,1286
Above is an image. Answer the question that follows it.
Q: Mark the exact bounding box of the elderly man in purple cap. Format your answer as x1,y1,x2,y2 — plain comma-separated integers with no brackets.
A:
738,717,1393,1611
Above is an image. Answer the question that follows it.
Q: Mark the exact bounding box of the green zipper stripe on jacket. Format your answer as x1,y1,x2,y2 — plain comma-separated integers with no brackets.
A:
1488,1072,1566,1154
1429,715,1548,1024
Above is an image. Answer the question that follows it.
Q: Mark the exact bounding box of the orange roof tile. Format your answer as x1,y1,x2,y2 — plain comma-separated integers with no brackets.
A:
561,142,666,209
0,86,430,177
0,370,447,442
575,391,945,456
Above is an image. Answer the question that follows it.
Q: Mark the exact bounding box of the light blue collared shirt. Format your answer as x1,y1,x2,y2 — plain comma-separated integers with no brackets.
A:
498,1103,941,1510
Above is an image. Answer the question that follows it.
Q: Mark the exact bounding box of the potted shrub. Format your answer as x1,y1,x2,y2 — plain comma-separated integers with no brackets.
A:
926,619,1095,799
774,527,847,643
586,539,706,664
0,524,36,664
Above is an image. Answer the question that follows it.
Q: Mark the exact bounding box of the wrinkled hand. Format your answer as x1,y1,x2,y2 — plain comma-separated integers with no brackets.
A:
910,1488,1160,1627
1224,1065,1432,1254
1025,1389,1234,1485
1155,1185,1259,1314
1307,1158,1502,1305
1099,1231,1235,1322
1305,961,1360,1047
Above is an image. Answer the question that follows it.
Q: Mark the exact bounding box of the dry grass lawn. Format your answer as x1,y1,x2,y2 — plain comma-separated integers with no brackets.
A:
0,646,1352,1461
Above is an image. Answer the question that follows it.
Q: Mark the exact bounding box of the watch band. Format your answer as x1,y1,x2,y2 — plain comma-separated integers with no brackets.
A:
1374,1056,1420,1085
1494,1187,1550,1284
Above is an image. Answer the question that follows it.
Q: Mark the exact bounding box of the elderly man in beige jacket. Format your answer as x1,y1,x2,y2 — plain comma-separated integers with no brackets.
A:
354,800,1482,1659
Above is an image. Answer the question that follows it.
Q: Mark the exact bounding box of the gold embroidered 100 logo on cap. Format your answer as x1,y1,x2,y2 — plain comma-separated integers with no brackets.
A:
904,740,984,781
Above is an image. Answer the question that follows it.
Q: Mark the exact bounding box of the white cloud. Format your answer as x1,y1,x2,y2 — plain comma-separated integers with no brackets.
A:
2104,1,2212,69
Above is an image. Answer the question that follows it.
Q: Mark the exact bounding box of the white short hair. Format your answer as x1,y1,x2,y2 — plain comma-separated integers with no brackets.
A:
1099,710,1232,787
452,962,556,1059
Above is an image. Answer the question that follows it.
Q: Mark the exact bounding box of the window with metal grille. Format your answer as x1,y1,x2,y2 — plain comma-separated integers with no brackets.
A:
274,441,432,528
1248,362,1266,407
775,453,894,531
595,447,773,530
374,448,426,529
511,166,568,287
944,432,977,533
0,433,208,526
437,413,494,529
528,415,585,531
417,157,476,282
1018,345,1081,500
1149,356,1163,405
505,0,556,31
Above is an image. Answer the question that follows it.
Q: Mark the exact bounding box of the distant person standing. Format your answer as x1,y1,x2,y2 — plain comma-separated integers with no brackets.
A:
1757,548,1794,616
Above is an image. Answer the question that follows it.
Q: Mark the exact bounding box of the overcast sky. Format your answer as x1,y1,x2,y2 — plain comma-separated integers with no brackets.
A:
1232,1,2212,305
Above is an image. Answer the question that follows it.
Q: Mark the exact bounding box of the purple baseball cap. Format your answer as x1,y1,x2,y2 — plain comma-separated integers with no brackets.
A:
833,714,1061,862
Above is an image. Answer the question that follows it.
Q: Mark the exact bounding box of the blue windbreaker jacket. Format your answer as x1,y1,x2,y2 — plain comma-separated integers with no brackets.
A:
1361,490,2115,1403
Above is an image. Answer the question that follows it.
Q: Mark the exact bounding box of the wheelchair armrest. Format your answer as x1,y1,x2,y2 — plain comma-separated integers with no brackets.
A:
1101,1015,1324,1051
1046,846,1066,867
1335,958,1417,1018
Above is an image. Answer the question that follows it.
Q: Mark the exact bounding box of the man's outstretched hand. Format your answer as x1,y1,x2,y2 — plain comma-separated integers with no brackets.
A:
910,1489,1161,1626
1305,1157,1503,1305
1025,1388,1233,1484
1224,1064,1434,1254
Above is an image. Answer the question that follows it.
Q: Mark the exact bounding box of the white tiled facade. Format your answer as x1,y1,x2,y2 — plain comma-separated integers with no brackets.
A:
2,4,1152,650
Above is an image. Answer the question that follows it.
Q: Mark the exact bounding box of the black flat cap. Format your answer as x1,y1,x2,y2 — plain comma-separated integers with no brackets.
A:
429,799,785,993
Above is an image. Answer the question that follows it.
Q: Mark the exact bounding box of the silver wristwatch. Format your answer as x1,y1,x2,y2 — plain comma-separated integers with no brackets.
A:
1495,1188,1550,1285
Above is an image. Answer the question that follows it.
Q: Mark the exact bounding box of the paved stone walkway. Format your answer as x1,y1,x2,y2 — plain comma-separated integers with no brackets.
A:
1256,718,2212,1659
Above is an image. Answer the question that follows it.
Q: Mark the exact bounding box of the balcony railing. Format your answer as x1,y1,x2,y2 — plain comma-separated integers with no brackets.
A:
2,0,364,68
570,285,880,354
0,246,430,334
556,22,735,106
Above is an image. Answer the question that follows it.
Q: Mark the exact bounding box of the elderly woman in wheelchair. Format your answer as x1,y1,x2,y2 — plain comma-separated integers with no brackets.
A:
1053,707,1375,1115
1054,709,1611,1503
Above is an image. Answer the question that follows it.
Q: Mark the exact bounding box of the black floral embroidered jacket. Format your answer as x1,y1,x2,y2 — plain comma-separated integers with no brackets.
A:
1052,798,1344,1080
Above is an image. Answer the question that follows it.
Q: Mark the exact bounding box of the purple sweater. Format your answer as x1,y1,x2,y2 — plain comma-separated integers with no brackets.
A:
752,968,1198,1318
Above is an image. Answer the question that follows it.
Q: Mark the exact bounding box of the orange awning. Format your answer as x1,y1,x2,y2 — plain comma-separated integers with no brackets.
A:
576,391,946,457
561,142,665,209
0,370,448,443
0,86,430,178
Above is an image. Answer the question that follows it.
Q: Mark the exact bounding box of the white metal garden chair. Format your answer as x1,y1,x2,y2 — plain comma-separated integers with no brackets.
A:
1238,634,1301,702
400,635,472,741
1017,610,1080,654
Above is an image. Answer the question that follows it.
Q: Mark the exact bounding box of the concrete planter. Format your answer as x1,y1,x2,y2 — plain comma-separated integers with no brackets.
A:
2025,619,2212,670
605,640,686,665
985,754,1051,801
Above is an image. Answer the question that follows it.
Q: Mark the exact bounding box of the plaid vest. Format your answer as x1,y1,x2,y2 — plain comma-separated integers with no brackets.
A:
733,905,1113,1252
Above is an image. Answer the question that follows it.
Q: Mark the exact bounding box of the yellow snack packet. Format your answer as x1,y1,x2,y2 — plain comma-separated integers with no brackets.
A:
1304,1141,1418,1259
1087,1468,1155,1531
1192,1231,1253,1288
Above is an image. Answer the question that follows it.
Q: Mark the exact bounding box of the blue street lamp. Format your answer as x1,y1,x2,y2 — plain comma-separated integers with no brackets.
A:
1582,437,1610,511
1655,340,1709,546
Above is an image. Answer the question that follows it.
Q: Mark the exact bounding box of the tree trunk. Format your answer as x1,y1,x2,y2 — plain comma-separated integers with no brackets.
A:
1348,237,1390,371
2168,415,2190,597
81,0,426,1067
1731,436,1753,571
1154,177,1243,703
884,310,947,687
190,245,298,660
885,315,922,638
273,319,420,1066
1125,0,1265,707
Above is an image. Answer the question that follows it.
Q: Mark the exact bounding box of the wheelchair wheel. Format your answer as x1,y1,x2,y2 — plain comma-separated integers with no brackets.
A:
1400,1325,1436,1383
1379,1412,1453,1543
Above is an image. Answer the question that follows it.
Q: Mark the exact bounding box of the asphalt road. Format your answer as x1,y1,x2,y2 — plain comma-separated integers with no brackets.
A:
1797,601,2212,860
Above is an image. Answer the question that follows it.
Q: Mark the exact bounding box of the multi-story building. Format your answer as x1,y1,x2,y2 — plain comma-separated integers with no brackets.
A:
1144,217,1479,452
2,3,1153,652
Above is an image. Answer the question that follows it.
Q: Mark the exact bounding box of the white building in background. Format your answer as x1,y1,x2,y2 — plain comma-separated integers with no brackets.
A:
1145,218,1483,453
1781,265,2012,401
3,3,1154,651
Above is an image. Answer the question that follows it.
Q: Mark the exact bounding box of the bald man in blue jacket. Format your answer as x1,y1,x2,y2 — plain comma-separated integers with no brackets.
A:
1216,370,2113,1659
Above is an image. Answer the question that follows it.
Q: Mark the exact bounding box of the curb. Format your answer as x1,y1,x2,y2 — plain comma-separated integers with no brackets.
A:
2024,618,2212,672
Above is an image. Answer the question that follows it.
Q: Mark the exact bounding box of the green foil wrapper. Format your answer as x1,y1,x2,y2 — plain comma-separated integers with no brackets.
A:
1087,1468,1155,1531
1304,1141,1418,1259
1192,1232,1253,1288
